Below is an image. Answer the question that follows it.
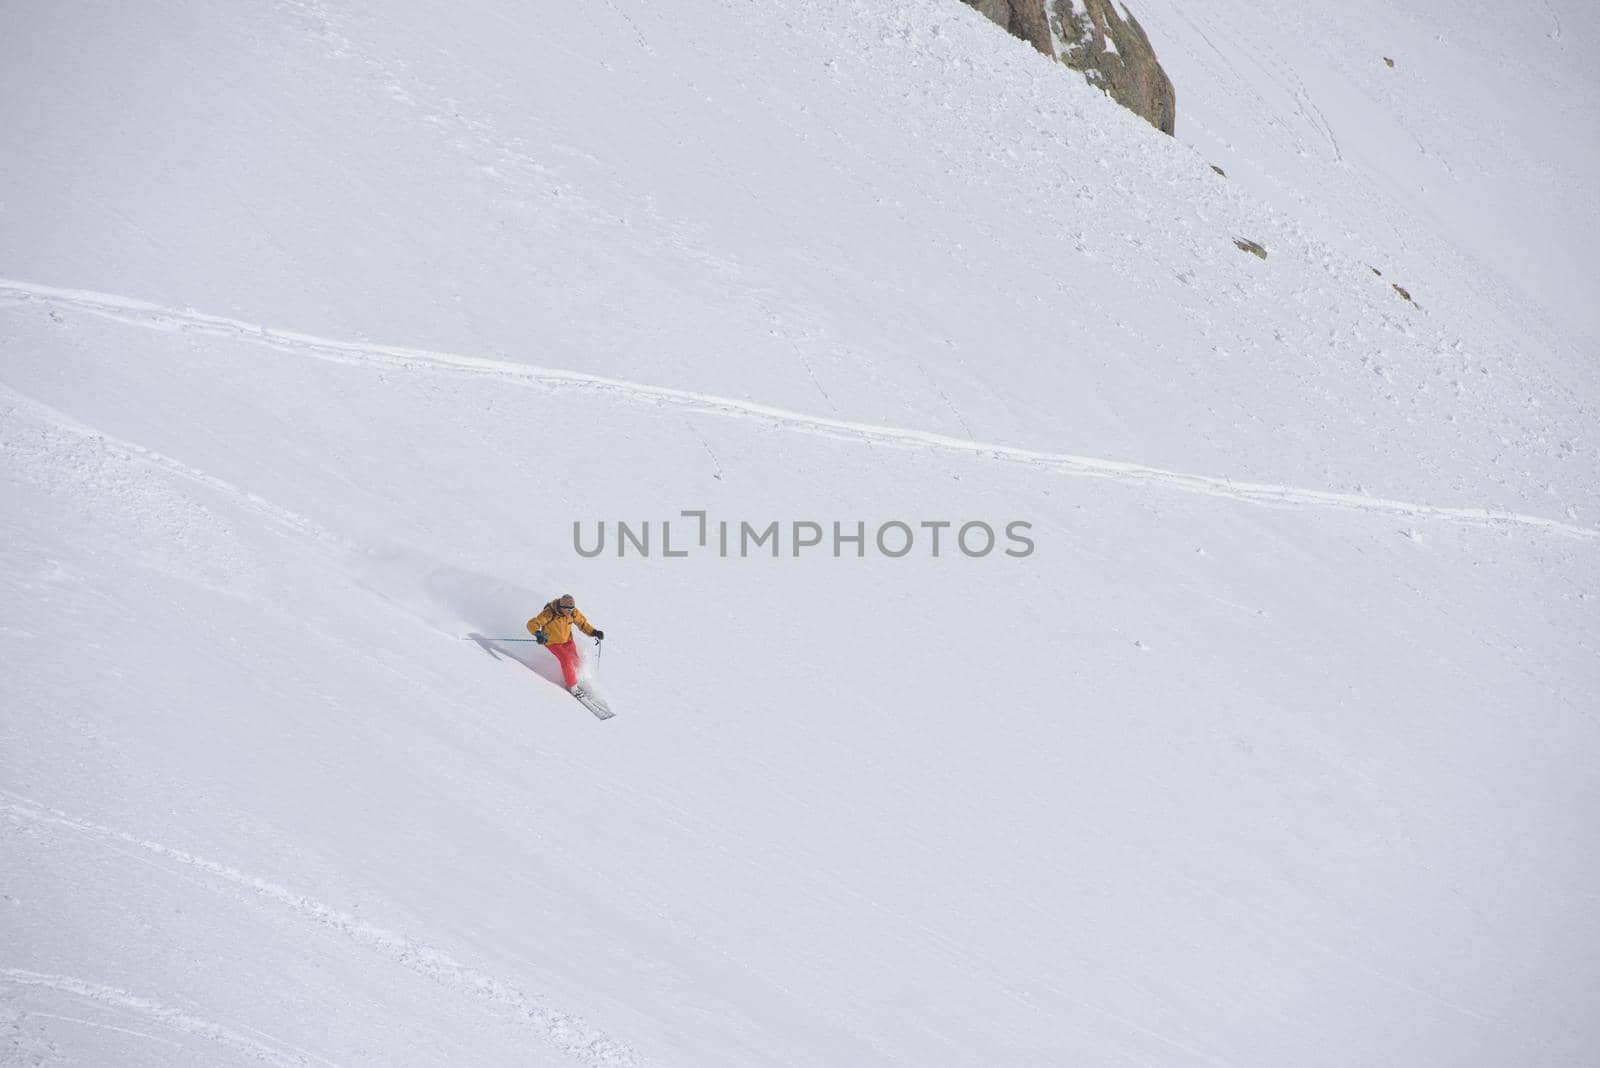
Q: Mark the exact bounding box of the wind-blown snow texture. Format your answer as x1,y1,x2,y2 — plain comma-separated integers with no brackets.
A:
2,1,1597,1065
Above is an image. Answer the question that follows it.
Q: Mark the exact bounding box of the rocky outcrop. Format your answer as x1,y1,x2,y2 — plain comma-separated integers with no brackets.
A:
1050,0,1175,134
962,0,1176,136
965,0,1055,58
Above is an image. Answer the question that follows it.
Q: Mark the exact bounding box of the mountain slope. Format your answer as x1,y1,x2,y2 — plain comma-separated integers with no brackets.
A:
3,1,1597,1065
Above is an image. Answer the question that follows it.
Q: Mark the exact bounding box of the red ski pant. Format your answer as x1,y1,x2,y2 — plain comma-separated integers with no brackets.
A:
545,639,582,688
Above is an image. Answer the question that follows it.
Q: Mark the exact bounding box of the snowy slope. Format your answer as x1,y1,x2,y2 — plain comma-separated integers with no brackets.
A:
1134,0,1600,348
3,1,1598,1065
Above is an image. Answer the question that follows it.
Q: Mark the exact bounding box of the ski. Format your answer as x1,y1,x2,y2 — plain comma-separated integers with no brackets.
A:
570,683,613,720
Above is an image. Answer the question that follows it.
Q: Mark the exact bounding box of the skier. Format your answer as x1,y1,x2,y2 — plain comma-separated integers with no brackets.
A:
526,594,605,694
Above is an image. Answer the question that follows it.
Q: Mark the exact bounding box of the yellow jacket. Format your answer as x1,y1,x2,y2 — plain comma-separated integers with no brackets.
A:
527,601,597,644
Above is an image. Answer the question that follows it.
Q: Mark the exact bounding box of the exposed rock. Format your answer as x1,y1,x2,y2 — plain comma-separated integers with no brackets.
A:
1392,283,1418,307
1049,0,1176,135
1210,164,1227,177
961,0,1175,135
963,0,1055,58
1384,56,1395,68
1234,238,1267,259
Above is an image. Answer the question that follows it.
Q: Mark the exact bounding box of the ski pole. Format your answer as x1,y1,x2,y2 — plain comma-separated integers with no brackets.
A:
460,636,543,642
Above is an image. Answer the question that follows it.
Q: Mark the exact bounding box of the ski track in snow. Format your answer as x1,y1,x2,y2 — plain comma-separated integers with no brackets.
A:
0,381,352,551
0,969,314,1066
0,793,647,1068
3,278,1596,543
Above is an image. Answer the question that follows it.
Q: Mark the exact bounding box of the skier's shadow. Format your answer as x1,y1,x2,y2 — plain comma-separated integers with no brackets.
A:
465,632,566,688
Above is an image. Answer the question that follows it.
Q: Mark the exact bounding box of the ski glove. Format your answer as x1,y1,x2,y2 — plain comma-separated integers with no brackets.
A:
592,629,605,641
533,629,548,645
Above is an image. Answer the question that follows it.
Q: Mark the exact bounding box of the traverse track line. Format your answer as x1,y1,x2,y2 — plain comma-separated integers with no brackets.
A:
3,277,1594,542
0,793,646,1068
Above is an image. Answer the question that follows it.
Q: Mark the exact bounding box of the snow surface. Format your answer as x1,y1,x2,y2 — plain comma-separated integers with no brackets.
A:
3,0,1597,1065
